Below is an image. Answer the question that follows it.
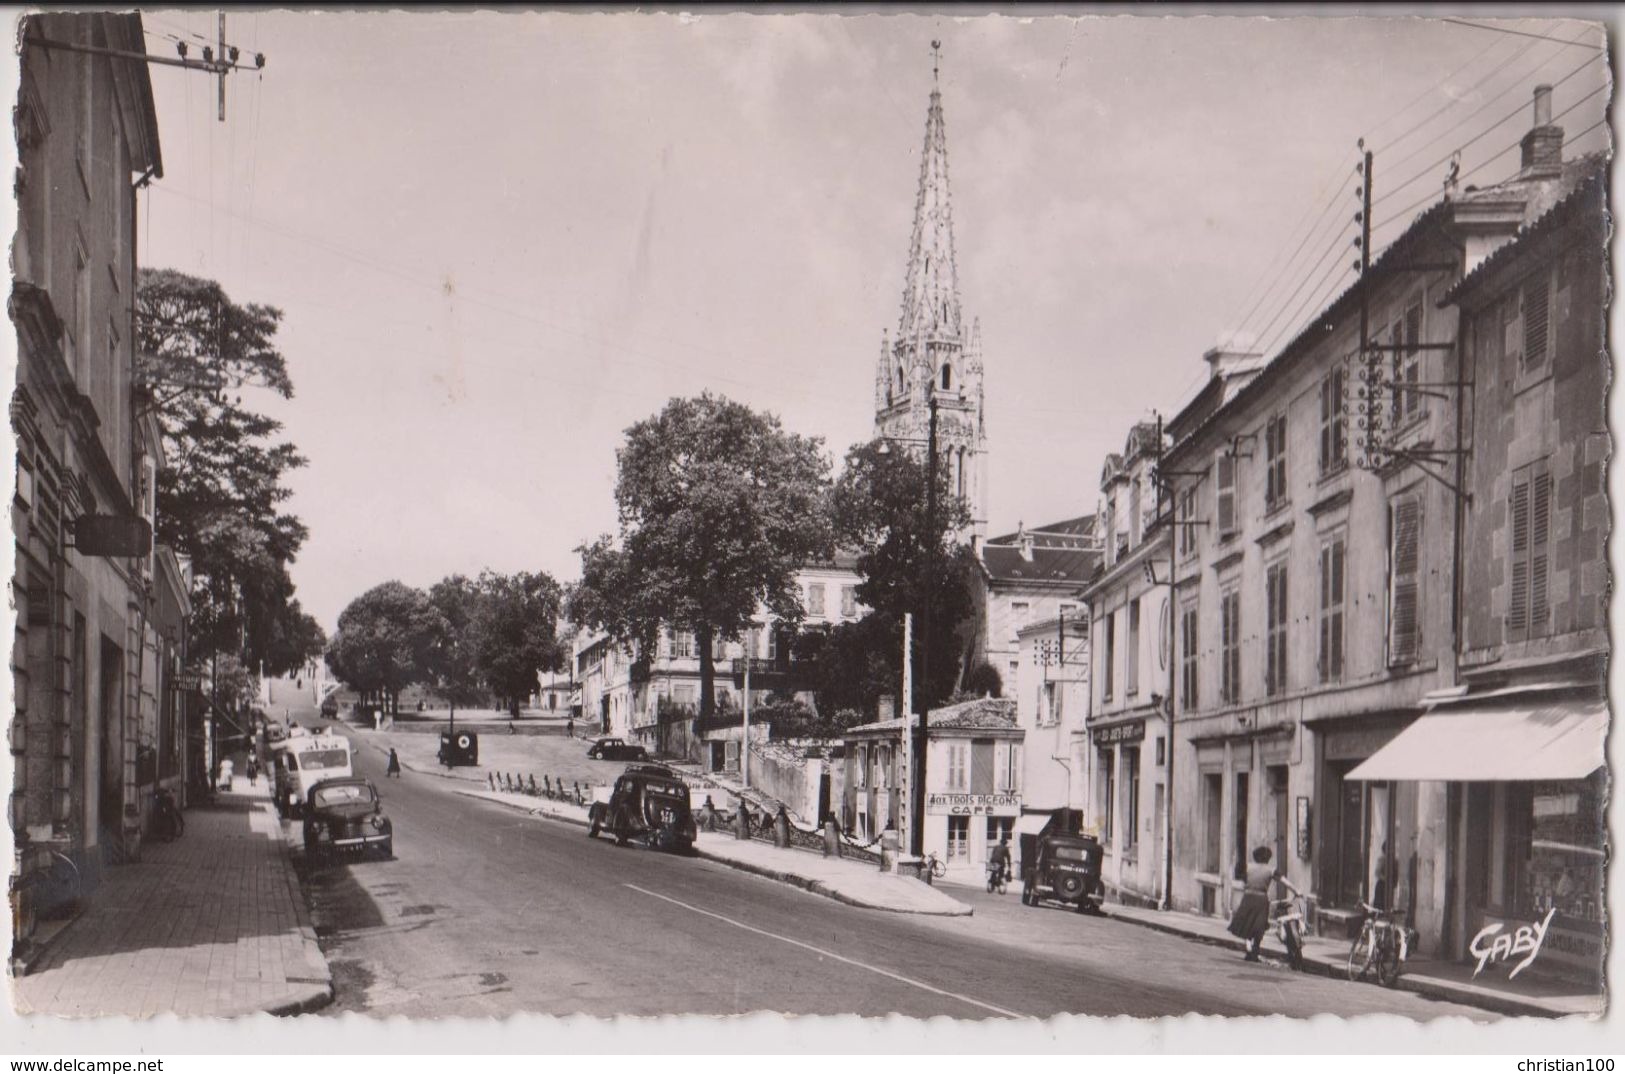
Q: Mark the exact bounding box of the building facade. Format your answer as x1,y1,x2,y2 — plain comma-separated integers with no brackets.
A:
974,516,1099,693
840,697,1023,884
1081,422,1173,908
1013,614,1089,820
11,13,166,905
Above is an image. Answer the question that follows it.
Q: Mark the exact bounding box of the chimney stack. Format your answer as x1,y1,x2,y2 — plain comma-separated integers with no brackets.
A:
1520,84,1564,179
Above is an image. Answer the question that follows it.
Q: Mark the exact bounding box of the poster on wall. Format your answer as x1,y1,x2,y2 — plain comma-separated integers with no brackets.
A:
1296,796,1311,861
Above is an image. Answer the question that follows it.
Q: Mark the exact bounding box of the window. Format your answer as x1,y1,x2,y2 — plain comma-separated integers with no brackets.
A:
1265,414,1288,509
1265,561,1288,697
947,815,970,860
1177,486,1198,557
1320,366,1348,476
995,741,1022,792
1318,536,1346,683
670,629,694,659
946,743,968,791
673,684,697,710
1126,600,1140,697
940,364,952,391
1521,272,1551,372
1101,611,1116,702
73,241,90,386
1202,772,1222,874
1215,452,1237,536
1011,602,1030,635
1129,479,1143,546
1507,458,1552,638
807,583,825,617
1387,493,1423,665
986,815,1014,850
1179,602,1199,710
1124,746,1141,850
1042,681,1063,727
840,585,857,618
1220,587,1241,705
765,629,778,662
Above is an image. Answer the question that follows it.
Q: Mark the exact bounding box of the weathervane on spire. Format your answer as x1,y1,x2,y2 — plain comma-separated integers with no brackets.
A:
931,39,941,82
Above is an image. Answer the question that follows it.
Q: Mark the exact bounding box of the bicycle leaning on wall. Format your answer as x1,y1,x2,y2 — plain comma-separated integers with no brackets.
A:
1347,899,1410,987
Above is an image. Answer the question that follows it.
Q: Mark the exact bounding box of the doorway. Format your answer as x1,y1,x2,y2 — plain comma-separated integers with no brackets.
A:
98,635,124,858
1267,765,1289,872
1152,782,1166,898
1232,771,1250,881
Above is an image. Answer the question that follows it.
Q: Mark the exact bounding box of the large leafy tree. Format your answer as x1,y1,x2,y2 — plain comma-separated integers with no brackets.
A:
569,393,834,717
830,439,979,713
425,575,487,716
471,570,567,716
135,269,317,674
326,582,440,713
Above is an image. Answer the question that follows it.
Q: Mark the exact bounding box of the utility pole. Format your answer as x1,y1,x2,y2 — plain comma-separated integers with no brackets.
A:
911,392,939,860
900,613,913,845
1158,412,1178,911
742,629,753,790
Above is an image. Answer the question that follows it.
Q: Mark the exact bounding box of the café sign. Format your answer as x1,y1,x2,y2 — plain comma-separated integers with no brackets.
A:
926,793,1020,817
1092,720,1145,746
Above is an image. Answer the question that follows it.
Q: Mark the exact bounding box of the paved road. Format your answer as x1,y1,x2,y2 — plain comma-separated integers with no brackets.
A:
289,709,1493,1021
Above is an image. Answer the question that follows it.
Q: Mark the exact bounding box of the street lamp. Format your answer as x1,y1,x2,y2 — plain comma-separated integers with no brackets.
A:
875,391,940,859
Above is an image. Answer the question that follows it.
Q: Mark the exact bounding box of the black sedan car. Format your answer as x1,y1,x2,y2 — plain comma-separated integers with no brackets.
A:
587,764,696,852
586,737,648,761
302,776,393,860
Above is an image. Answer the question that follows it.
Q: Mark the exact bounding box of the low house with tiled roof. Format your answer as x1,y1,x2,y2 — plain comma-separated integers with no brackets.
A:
972,515,1102,695
838,697,1022,883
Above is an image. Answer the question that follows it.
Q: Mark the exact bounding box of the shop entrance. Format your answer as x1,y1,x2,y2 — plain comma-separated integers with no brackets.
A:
98,635,124,859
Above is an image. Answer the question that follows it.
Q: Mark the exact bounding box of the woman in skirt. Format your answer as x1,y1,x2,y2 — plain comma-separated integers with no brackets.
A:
1228,845,1298,961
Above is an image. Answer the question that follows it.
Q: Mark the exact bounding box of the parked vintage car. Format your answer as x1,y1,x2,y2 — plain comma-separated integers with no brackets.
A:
301,777,393,860
272,728,354,819
585,737,647,761
587,763,695,852
438,728,479,767
1021,832,1106,914
320,696,340,717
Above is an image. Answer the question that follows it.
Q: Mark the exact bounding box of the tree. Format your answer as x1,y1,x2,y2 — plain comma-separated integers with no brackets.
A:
964,661,1004,699
569,393,834,717
327,582,440,713
135,269,311,671
830,439,979,712
425,575,487,717
794,617,901,721
471,570,567,716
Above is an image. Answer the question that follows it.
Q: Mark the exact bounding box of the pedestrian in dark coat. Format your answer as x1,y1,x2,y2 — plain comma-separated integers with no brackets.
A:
386,749,402,779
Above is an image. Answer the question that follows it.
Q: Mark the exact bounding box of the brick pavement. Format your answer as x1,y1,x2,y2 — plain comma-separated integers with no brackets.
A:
11,780,331,1019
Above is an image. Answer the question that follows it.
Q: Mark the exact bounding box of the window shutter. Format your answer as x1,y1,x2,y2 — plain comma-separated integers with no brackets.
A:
1530,468,1552,632
1389,497,1421,664
1507,474,1531,633
1524,275,1550,369
1331,541,1345,681
1216,455,1236,534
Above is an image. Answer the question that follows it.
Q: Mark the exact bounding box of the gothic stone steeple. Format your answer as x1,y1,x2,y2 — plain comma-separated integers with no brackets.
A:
873,42,989,546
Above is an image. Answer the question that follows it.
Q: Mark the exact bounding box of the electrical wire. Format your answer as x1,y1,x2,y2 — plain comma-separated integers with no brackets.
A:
1372,34,1543,162
1440,17,1609,50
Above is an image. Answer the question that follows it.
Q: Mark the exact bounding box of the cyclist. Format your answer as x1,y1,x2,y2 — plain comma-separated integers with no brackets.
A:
988,836,1012,890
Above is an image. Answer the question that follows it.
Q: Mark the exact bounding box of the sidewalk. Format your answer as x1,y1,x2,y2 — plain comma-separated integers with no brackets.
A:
456,786,972,917
12,780,331,1019
1101,901,1604,1018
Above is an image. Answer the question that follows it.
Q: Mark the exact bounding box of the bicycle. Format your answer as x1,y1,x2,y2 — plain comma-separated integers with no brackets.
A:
1347,899,1409,987
922,852,947,883
986,863,1010,895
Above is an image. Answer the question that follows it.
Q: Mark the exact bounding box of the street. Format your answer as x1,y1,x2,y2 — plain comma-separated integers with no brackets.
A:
290,708,1492,1021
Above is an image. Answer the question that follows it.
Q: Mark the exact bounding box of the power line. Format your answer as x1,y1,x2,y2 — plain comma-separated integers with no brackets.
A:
1372,34,1542,161
1440,18,1608,50
1229,166,1357,349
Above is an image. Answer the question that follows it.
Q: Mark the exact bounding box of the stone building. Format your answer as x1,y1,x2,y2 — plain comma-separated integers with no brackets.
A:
1012,614,1089,828
973,517,1098,692
11,13,168,903
1080,422,1173,908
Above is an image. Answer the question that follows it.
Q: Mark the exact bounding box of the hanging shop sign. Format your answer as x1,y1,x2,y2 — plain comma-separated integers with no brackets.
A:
71,514,152,557
1092,720,1145,746
926,793,1020,817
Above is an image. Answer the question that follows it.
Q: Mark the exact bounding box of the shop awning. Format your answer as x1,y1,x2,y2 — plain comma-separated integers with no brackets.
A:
1347,699,1607,782
1014,814,1051,837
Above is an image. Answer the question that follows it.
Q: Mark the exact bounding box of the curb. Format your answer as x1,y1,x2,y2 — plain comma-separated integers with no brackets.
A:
267,797,335,1016
10,908,87,978
1105,907,1573,1019
690,847,974,918
456,789,971,917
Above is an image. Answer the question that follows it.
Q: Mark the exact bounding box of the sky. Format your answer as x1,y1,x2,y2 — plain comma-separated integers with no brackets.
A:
128,11,1613,631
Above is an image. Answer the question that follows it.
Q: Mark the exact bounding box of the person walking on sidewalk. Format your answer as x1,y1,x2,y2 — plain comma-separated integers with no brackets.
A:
1228,845,1298,961
386,749,402,779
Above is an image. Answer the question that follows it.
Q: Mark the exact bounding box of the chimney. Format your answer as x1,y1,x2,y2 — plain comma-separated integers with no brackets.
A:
1520,84,1564,179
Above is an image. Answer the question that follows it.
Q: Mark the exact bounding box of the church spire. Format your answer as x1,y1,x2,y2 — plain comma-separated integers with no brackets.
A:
897,40,961,347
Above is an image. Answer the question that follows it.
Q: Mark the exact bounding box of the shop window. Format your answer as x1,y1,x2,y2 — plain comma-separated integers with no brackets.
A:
1319,536,1346,683
947,815,970,860
986,815,1013,849
1179,602,1199,710
1265,561,1288,697
1123,746,1141,851
1126,600,1140,697
1387,494,1422,665
1265,413,1288,509
1100,748,1116,843
1220,587,1240,705
1511,776,1604,922
1507,458,1552,639
1319,366,1348,476
1202,772,1222,874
